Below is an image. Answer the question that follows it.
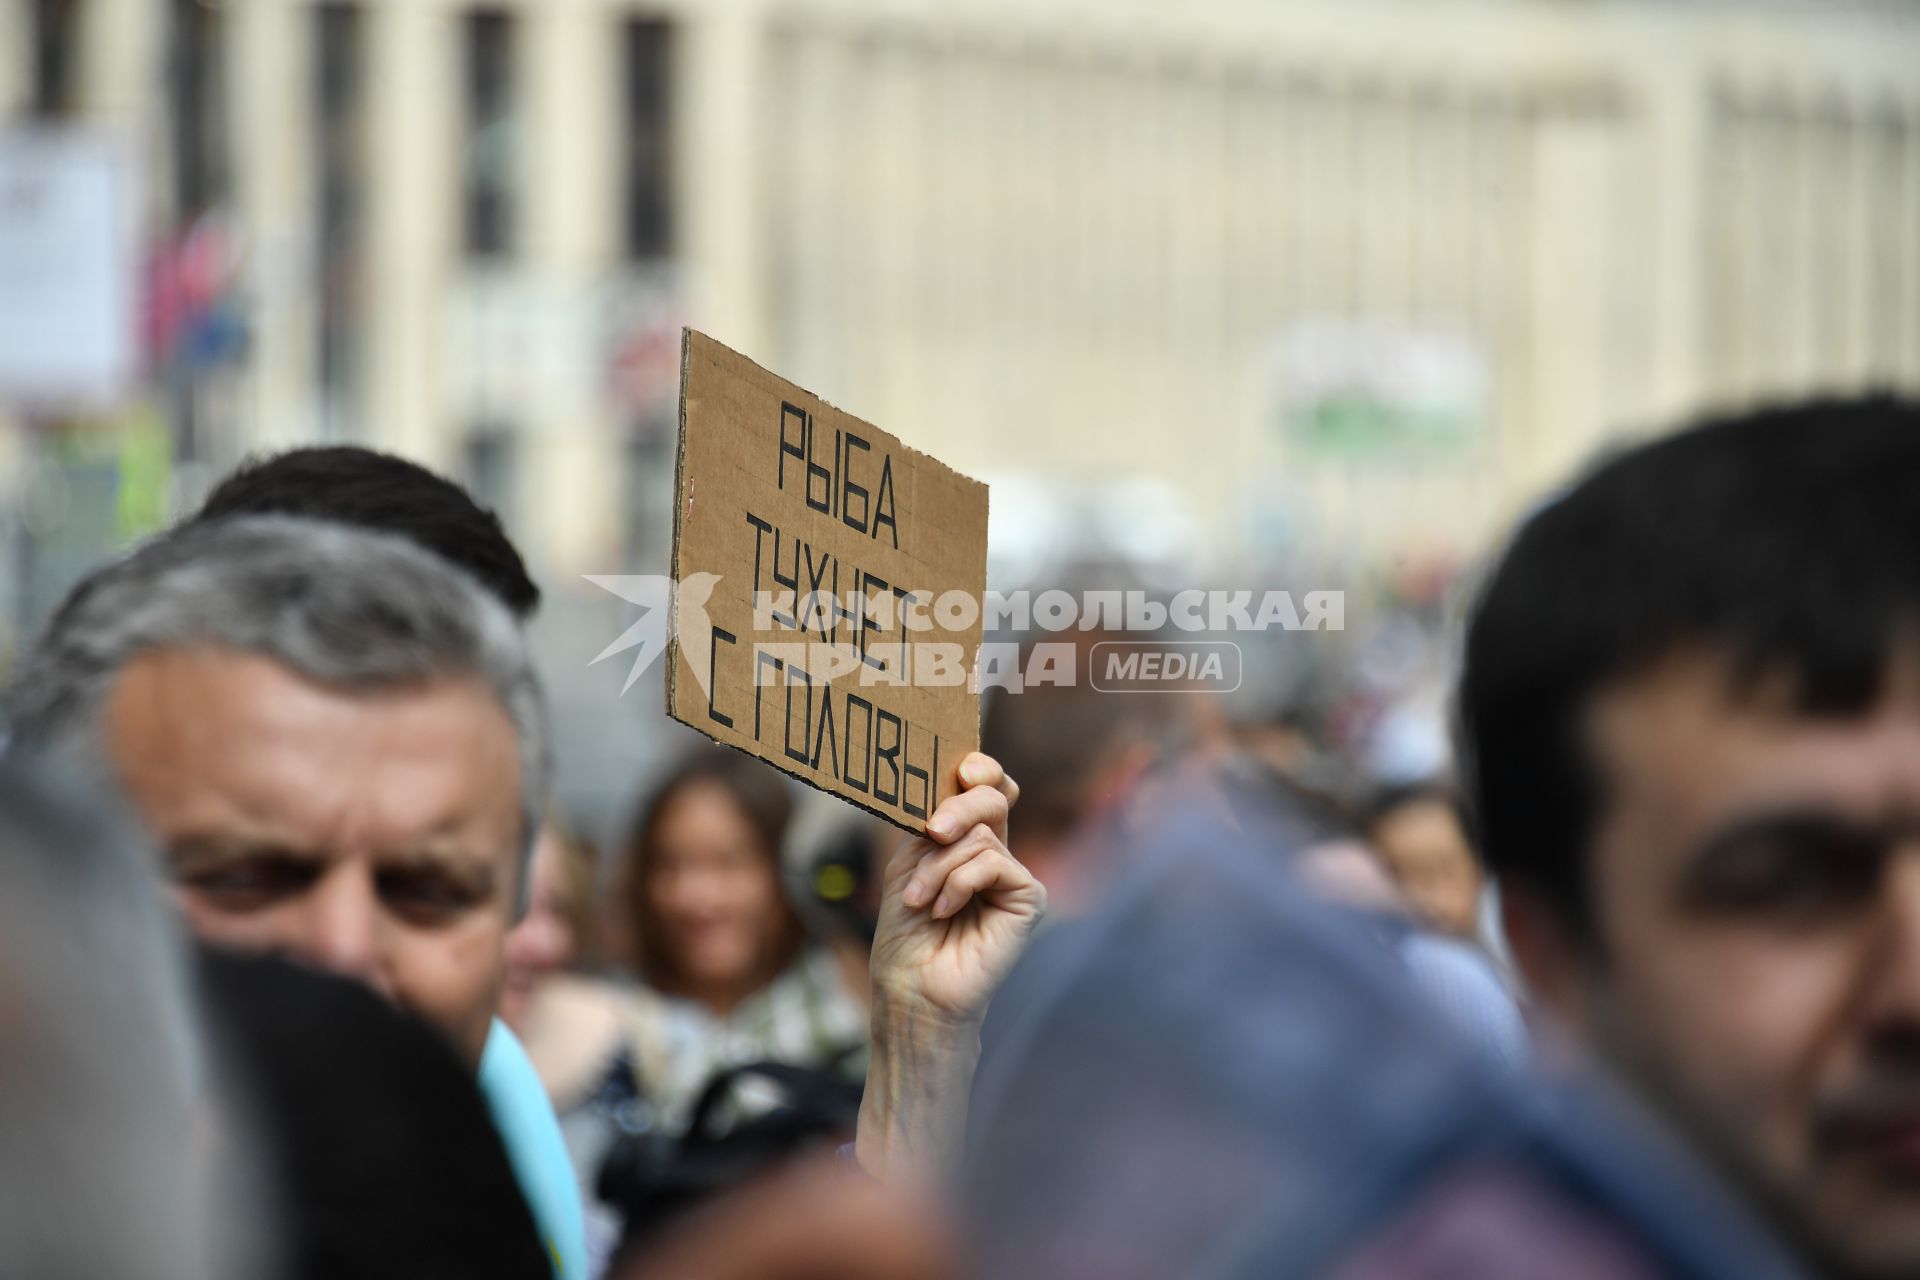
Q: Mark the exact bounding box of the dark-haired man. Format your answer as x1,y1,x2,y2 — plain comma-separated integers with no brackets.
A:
1460,396,1920,1277
194,445,542,618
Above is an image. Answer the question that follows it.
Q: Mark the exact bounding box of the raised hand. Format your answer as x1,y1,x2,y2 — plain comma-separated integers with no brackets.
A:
869,752,1043,1024
857,751,1044,1179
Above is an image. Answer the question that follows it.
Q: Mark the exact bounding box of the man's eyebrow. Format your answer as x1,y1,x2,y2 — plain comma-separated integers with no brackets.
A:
1680,810,1893,880
375,849,499,887
1695,809,1896,850
165,835,325,869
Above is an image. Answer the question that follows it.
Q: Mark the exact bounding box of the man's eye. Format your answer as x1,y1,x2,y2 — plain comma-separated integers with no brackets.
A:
379,873,482,922
183,859,316,910
1688,833,1884,920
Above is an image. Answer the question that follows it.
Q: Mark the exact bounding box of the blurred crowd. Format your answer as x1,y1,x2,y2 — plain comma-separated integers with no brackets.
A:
8,397,1920,1279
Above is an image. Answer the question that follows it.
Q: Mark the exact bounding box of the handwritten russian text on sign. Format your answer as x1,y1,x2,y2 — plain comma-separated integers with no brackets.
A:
666,330,989,832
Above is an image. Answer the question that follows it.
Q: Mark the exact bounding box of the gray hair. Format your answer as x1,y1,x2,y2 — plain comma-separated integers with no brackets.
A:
5,515,550,906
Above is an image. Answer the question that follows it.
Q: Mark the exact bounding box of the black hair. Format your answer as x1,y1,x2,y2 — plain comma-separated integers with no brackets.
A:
194,446,540,618
198,947,553,1280
1457,395,1920,932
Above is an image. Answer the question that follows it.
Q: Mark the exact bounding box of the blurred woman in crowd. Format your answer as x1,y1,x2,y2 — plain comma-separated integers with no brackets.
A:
618,745,868,1121
501,751,871,1271
576,748,870,1265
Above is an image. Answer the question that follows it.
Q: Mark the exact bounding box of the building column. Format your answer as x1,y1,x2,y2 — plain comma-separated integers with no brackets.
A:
1636,50,1708,426
522,0,621,577
0,0,29,117
1523,111,1628,493
75,0,166,223
364,0,458,467
679,0,769,358
230,0,316,450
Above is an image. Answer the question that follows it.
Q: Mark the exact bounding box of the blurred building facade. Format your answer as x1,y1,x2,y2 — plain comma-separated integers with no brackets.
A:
4,0,1918,579
2,0,1919,821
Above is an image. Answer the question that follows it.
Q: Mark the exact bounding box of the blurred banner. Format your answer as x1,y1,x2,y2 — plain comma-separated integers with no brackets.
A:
1268,319,1489,460
0,129,136,411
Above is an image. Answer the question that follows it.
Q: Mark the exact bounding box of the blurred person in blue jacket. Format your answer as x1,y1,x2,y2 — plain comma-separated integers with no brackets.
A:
962,784,1806,1280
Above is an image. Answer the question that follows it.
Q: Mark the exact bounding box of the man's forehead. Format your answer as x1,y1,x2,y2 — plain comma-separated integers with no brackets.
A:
105,644,522,850
107,645,518,753
111,642,484,708
166,823,505,866
1586,648,1920,828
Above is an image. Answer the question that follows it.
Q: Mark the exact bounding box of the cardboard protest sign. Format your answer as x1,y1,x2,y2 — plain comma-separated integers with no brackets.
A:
665,330,989,833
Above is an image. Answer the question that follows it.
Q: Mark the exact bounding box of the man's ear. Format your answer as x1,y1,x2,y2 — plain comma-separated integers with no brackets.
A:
1500,885,1594,1028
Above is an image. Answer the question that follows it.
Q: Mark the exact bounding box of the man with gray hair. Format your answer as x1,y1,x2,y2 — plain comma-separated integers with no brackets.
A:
10,515,543,1072
8,513,585,1274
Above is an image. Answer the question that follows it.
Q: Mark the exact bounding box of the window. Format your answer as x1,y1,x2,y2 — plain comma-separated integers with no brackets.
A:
463,9,518,259
29,0,81,117
315,3,365,436
622,18,674,260
169,0,229,218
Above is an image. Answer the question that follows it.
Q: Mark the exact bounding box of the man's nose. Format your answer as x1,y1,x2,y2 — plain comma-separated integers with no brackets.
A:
1862,852,1920,1023
297,866,395,1001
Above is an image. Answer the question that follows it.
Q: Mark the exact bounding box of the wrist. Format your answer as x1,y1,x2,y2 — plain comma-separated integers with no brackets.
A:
868,981,986,1040
855,991,983,1181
